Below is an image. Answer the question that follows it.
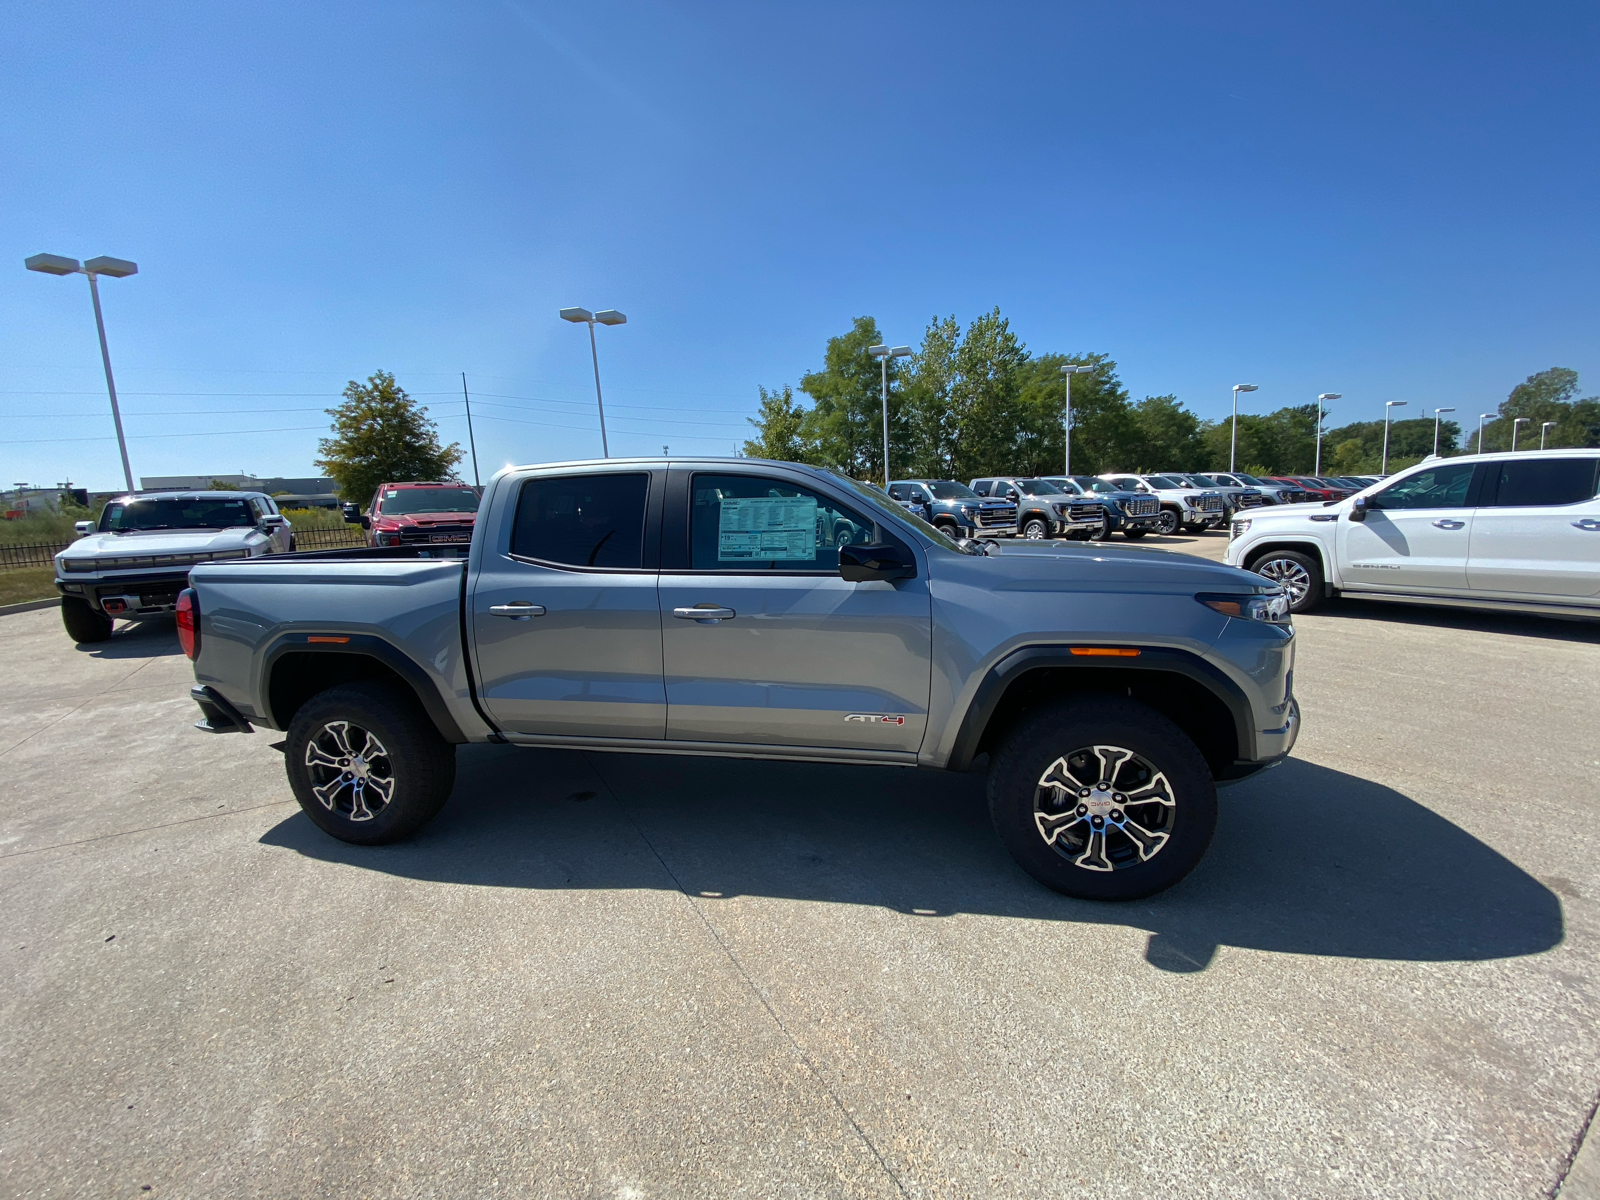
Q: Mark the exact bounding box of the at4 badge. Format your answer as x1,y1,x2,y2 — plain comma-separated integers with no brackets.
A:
845,713,906,726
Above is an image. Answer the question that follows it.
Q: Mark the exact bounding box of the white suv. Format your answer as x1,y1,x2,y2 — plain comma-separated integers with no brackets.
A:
1225,450,1600,616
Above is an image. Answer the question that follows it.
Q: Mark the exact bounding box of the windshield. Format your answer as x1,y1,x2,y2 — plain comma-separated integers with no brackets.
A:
827,472,974,554
100,496,255,533
376,486,481,515
1144,476,1184,489
925,480,978,500
1179,475,1213,487
1041,478,1084,495
1070,477,1121,494
1017,479,1065,495
1231,473,1264,485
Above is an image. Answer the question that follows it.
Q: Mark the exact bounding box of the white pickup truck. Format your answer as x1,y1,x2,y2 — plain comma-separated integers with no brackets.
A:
1227,449,1600,617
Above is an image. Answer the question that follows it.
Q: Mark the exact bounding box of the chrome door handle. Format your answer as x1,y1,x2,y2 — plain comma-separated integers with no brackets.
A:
1574,519,1600,531
489,602,546,619
673,605,736,623
1431,519,1466,529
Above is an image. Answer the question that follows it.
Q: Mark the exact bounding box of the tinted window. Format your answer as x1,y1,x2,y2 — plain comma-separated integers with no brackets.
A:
1143,476,1183,489
101,497,254,532
1018,479,1065,495
926,481,977,500
1488,458,1600,507
511,473,648,568
378,486,482,515
887,485,906,500
691,474,877,571
1370,462,1475,510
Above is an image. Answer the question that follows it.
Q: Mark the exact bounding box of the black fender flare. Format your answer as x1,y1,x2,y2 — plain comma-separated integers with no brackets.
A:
261,632,468,743
945,644,1257,771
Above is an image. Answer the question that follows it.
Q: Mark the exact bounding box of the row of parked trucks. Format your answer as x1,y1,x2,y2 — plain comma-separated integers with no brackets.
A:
884,472,1379,542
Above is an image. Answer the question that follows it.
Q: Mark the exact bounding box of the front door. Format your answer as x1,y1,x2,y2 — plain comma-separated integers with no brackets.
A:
1468,456,1600,598
1336,460,1478,592
471,471,665,738
658,471,932,753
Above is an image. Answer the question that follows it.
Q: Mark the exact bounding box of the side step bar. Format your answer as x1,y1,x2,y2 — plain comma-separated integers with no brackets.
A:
191,685,254,734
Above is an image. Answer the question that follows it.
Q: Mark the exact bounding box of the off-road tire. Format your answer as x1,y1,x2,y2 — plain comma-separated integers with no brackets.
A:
1121,528,1149,541
1247,548,1324,614
1155,509,1180,535
61,596,113,644
285,682,456,846
988,696,1217,901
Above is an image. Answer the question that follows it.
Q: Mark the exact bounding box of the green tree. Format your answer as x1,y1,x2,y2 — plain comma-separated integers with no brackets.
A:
1131,395,1207,471
946,308,1030,478
798,317,903,479
316,370,462,508
899,315,963,478
1473,368,1600,452
741,385,813,462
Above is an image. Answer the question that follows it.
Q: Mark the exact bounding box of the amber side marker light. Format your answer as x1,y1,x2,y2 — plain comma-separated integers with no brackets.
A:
1069,646,1141,657
307,635,350,644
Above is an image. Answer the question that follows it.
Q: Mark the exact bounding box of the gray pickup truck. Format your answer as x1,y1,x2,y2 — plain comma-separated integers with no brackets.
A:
182,458,1299,901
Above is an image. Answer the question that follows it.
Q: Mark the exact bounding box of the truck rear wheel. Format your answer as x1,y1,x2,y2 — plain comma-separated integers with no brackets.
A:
61,596,113,644
285,682,456,845
987,696,1217,901
1121,528,1149,540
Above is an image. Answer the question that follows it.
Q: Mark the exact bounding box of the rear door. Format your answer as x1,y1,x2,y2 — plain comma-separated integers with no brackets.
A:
1467,456,1600,599
657,469,931,753
470,470,666,738
1335,460,1479,592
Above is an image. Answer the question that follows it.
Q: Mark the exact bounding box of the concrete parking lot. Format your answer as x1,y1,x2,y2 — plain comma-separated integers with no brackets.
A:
3,561,1599,1198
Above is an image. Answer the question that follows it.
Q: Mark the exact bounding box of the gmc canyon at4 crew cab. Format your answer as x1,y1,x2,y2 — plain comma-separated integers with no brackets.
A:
183,458,1299,901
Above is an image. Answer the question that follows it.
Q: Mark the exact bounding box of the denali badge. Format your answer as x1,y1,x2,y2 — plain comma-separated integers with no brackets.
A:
846,713,906,725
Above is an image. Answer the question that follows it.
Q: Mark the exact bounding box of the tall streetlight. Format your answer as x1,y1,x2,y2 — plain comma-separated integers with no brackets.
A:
1315,393,1340,475
559,306,627,457
1381,400,1407,474
1061,365,1094,475
1541,420,1558,450
24,253,139,493
1230,384,1259,472
1477,413,1496,452
867,343,913,486
1511,416,1529,451
1432,407,1456,457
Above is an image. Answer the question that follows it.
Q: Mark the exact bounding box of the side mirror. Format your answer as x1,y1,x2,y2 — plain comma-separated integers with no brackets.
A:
342,503,361,523
839,542,915,583
74,520,94,535
359,515,372,530
260,514,286,529
1349,496,1369,522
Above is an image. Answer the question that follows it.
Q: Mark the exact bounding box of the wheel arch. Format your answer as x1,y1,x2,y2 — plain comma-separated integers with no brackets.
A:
263,635,468,743
947,647,1255,778
1241,538,1334,589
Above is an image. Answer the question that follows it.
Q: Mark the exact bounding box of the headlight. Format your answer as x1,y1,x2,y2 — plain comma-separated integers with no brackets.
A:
62,559,97,573
1230,519,1251,538
1182,495,1199,507
959,504,976,516
1196,591,1291,624
1052,503,1070,515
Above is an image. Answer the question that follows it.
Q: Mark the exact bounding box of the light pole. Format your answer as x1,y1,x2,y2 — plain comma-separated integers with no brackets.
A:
867,343,912,486
25,253,139,492
1511,417,1529,451
1061,365,1093,475
1381,400,1407,474
1541,420,1557,449
1230,384,1259,472
559,307,627,457
1315,393,1340,474
1432,407,1456,457
1477,413,1496,452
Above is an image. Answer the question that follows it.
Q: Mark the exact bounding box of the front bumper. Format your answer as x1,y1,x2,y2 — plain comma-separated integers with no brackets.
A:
55,570,193,615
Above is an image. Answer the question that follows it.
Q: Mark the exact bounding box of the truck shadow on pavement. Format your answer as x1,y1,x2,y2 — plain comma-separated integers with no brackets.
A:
1319,598,1600,644
76,616,184,659
261,748,1563,974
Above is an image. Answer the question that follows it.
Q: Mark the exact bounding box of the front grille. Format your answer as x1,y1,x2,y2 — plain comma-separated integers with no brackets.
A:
1283,490,1308,504
1197,495,1224,512
1237,494,1267,508
976,506,1016,527
399,524,473,544
1066,503,1102,521
1124,497,1158,517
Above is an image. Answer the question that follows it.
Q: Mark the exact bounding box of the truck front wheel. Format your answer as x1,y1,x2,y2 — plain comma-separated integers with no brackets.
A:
1154,509,1179,535
1248,548,1323,613
988,696,1217,901
285,682,456,845
61,596,113,644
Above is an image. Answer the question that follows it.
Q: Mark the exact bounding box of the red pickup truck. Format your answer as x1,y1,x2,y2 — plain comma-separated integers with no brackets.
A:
346,481,482,547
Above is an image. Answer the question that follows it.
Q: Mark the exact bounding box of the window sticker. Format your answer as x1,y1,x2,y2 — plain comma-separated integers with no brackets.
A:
718,495,819,561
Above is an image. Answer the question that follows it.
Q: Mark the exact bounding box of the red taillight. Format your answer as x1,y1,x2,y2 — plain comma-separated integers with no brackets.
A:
176,588,200,660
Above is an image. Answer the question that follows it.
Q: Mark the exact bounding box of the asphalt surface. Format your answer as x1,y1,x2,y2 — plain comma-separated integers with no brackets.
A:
3,550,1599,1198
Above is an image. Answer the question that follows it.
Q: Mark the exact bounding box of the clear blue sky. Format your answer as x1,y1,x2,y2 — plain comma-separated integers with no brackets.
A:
4,1,1597,490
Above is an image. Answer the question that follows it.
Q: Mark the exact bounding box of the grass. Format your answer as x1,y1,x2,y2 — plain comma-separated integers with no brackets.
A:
280,506,350,530
0,568,59,607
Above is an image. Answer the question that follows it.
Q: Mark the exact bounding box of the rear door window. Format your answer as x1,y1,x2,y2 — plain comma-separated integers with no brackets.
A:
1486,458,1600,507
511,473,649,569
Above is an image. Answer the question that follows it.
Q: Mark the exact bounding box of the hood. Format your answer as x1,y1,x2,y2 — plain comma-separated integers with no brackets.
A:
373,511,478,528
59,527,269,562
972,538,1271,591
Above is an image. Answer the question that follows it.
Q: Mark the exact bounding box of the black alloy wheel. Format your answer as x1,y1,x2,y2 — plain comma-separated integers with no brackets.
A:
1086,515,1111,541
1154,509,1180,535
988,696,1217,900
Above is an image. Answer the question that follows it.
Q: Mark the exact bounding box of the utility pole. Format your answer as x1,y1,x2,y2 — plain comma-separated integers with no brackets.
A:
461,373,480,487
